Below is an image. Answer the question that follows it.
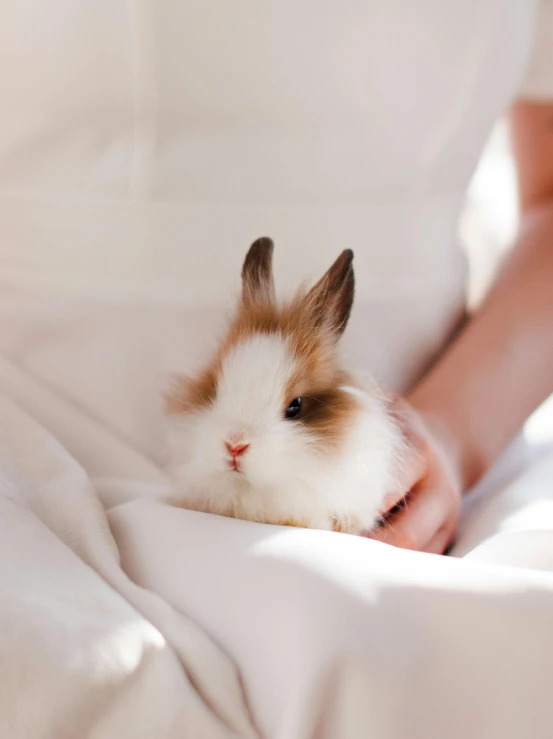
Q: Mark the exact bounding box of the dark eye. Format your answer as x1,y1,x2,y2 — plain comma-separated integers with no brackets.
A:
285,397,303,420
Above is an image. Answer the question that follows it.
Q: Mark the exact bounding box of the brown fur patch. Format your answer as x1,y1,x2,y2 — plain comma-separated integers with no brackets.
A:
165,367,218,414
293,384,360,446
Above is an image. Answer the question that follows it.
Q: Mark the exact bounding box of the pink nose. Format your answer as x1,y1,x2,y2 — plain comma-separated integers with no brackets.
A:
225,441,250,458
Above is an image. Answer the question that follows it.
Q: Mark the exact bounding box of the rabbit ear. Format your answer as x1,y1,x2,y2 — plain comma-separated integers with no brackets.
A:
242,237,276,305
304,250,355,337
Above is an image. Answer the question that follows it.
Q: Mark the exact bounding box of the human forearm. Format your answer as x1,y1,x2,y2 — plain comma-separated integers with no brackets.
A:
373,102,553,552
408,201,553,491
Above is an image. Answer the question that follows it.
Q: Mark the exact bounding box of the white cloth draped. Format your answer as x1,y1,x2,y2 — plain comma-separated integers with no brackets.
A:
0,355,552,737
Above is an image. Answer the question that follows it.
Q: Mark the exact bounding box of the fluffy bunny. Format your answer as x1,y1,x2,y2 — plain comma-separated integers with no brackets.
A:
165,237,401,534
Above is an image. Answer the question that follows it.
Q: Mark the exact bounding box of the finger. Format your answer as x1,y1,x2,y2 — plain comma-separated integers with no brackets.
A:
377,489,408,516
378,442,426,514
425,517,459,555
370,473,451,552
378,400,428,515
386,392,428,444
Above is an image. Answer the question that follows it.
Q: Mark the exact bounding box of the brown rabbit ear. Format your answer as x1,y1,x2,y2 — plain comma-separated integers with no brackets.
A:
242,237,276,305
304,249,355,337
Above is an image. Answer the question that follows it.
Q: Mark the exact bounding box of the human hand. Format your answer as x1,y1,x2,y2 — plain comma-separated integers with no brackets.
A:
368,394,462,554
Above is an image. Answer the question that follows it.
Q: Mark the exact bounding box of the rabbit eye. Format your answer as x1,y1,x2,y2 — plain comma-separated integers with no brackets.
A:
285,397,303,420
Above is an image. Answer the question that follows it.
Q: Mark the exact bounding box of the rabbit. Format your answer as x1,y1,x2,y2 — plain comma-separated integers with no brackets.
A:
164,237,402,534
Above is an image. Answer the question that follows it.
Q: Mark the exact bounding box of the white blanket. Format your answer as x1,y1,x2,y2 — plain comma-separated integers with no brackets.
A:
2,353,553,739
0,363,256,739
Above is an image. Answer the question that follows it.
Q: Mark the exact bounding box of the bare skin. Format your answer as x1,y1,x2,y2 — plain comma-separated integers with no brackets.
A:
370,100,553,554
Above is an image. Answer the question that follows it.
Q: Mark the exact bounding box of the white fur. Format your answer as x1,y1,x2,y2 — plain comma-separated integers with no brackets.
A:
166,334,401,534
